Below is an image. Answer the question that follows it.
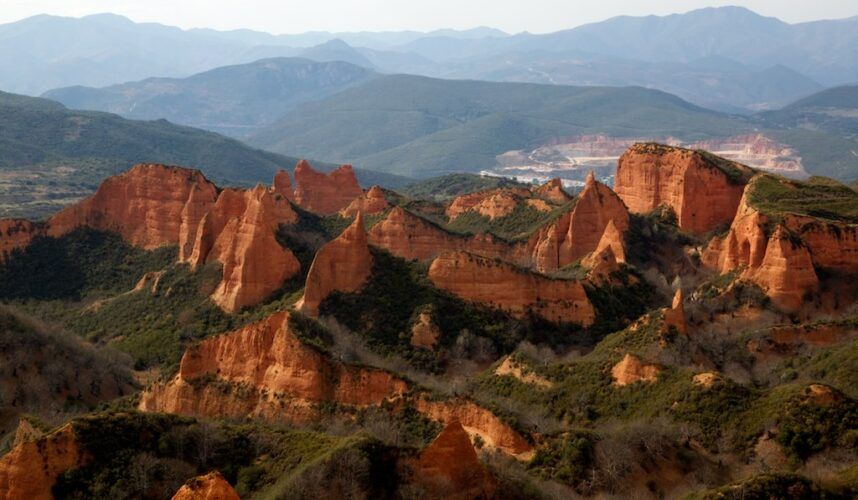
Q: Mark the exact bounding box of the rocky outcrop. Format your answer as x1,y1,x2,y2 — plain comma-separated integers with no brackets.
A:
293,160,362,215
297,213,373,316
611,354,661,386
428,251,595,326
523,172,629,272
662,289,687,335
0,219,43,263
445,188,530,221
410,311,440,350
494,357,552,388
615,144,751,234
582,219,627,281
11,420,42,448
703,187,820,312
273,169,295,201
172,471,239,500
748,225,818,311
533,178,572,204
414,397,533,458
339,185,389,217
181,185,300,312
138,312,407,422
413,420,495,499
0,424,87,500
782,216,858,274
48,164,219,248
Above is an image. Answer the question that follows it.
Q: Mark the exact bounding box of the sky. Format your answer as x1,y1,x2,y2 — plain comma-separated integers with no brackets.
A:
0,0,856,34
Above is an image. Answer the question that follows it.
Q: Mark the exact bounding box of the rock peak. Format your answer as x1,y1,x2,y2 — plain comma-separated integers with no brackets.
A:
585,170,596,186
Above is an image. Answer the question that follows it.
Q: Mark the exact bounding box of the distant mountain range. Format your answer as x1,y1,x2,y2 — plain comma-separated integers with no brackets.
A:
6,7,858,111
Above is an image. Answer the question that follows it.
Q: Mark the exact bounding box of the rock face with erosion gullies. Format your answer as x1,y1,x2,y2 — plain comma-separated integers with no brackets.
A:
0,219,43,263
428,251,595,326
293,160,362,215
272,169,295,201
611,353,661,386
524,172,629,272
533,178,573,204
413,420,495,499
747,225,819,312
0,424,87,500
297,212,373,316
172,471,239,500
615,144,752,234
181,185,300,312
414,397,533,458
47,164,219,248
339,185,390,217
138,312,408,422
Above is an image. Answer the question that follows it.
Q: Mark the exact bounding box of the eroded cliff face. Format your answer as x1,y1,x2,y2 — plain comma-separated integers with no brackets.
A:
662,289,687,335
748,225,819,312
180,185,300,312
428,251,595,326
615,144,751,234
171,471,239,500
533,178,572,204
273,169,295,201
523,172,629,272
293,160,362,215
412,420,495,499
782,216,858,274
0,219,43,263
47,164,219,248
414,397,533,458
138,312,408,422
339,185,390,217
297,213,373,316
0,424,87,500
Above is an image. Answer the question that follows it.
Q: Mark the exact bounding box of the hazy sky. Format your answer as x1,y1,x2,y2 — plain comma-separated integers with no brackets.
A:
1,0,856,34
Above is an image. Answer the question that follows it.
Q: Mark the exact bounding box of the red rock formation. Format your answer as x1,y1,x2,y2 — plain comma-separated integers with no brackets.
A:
524,172,629,272
47,164,218,248
138,312,407,422
445,188,530,221
783,216,858,274
611,354,661,386
413,420,495,499
297,212,373,316
748,225,818,311
410,311,440,350
272,169,295,201
662,289,687,335
428,251,595,326
615,144,751,234
533,178,572,204
293,160,362,215
0,219,43,263
339,185,389,217
172,471,239,500
368,206,482,261
414,397,533,457
584,246,620,283
0,424,87,500
181,185,300,312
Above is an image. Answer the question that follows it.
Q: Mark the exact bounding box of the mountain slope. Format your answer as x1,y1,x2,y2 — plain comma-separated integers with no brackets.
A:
248,74,751,177
44,58,377,138
0,91,408,218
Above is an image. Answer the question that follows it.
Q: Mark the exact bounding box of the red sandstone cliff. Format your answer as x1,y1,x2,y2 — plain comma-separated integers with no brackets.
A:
180,185,300,312
428,251,595,326
47,164,219,248
339,186,390,217
0,424,87,500
138,312,407,422
272,169,295,201
0,219,43,263
413,420,495,499
172,471,239,500
523,172,629,272
615,144,752,234
297,212,373,316
293,160,362,215
445,188,532,221
533,178,573,204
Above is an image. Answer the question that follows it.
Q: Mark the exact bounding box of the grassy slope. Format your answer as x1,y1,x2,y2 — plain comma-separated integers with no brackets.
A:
248,75,751,178
747,174,858,223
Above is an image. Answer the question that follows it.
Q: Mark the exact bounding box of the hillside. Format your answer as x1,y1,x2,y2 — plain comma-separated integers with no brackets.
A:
44,58,377,138
248,75,750,178
0,91,409,219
